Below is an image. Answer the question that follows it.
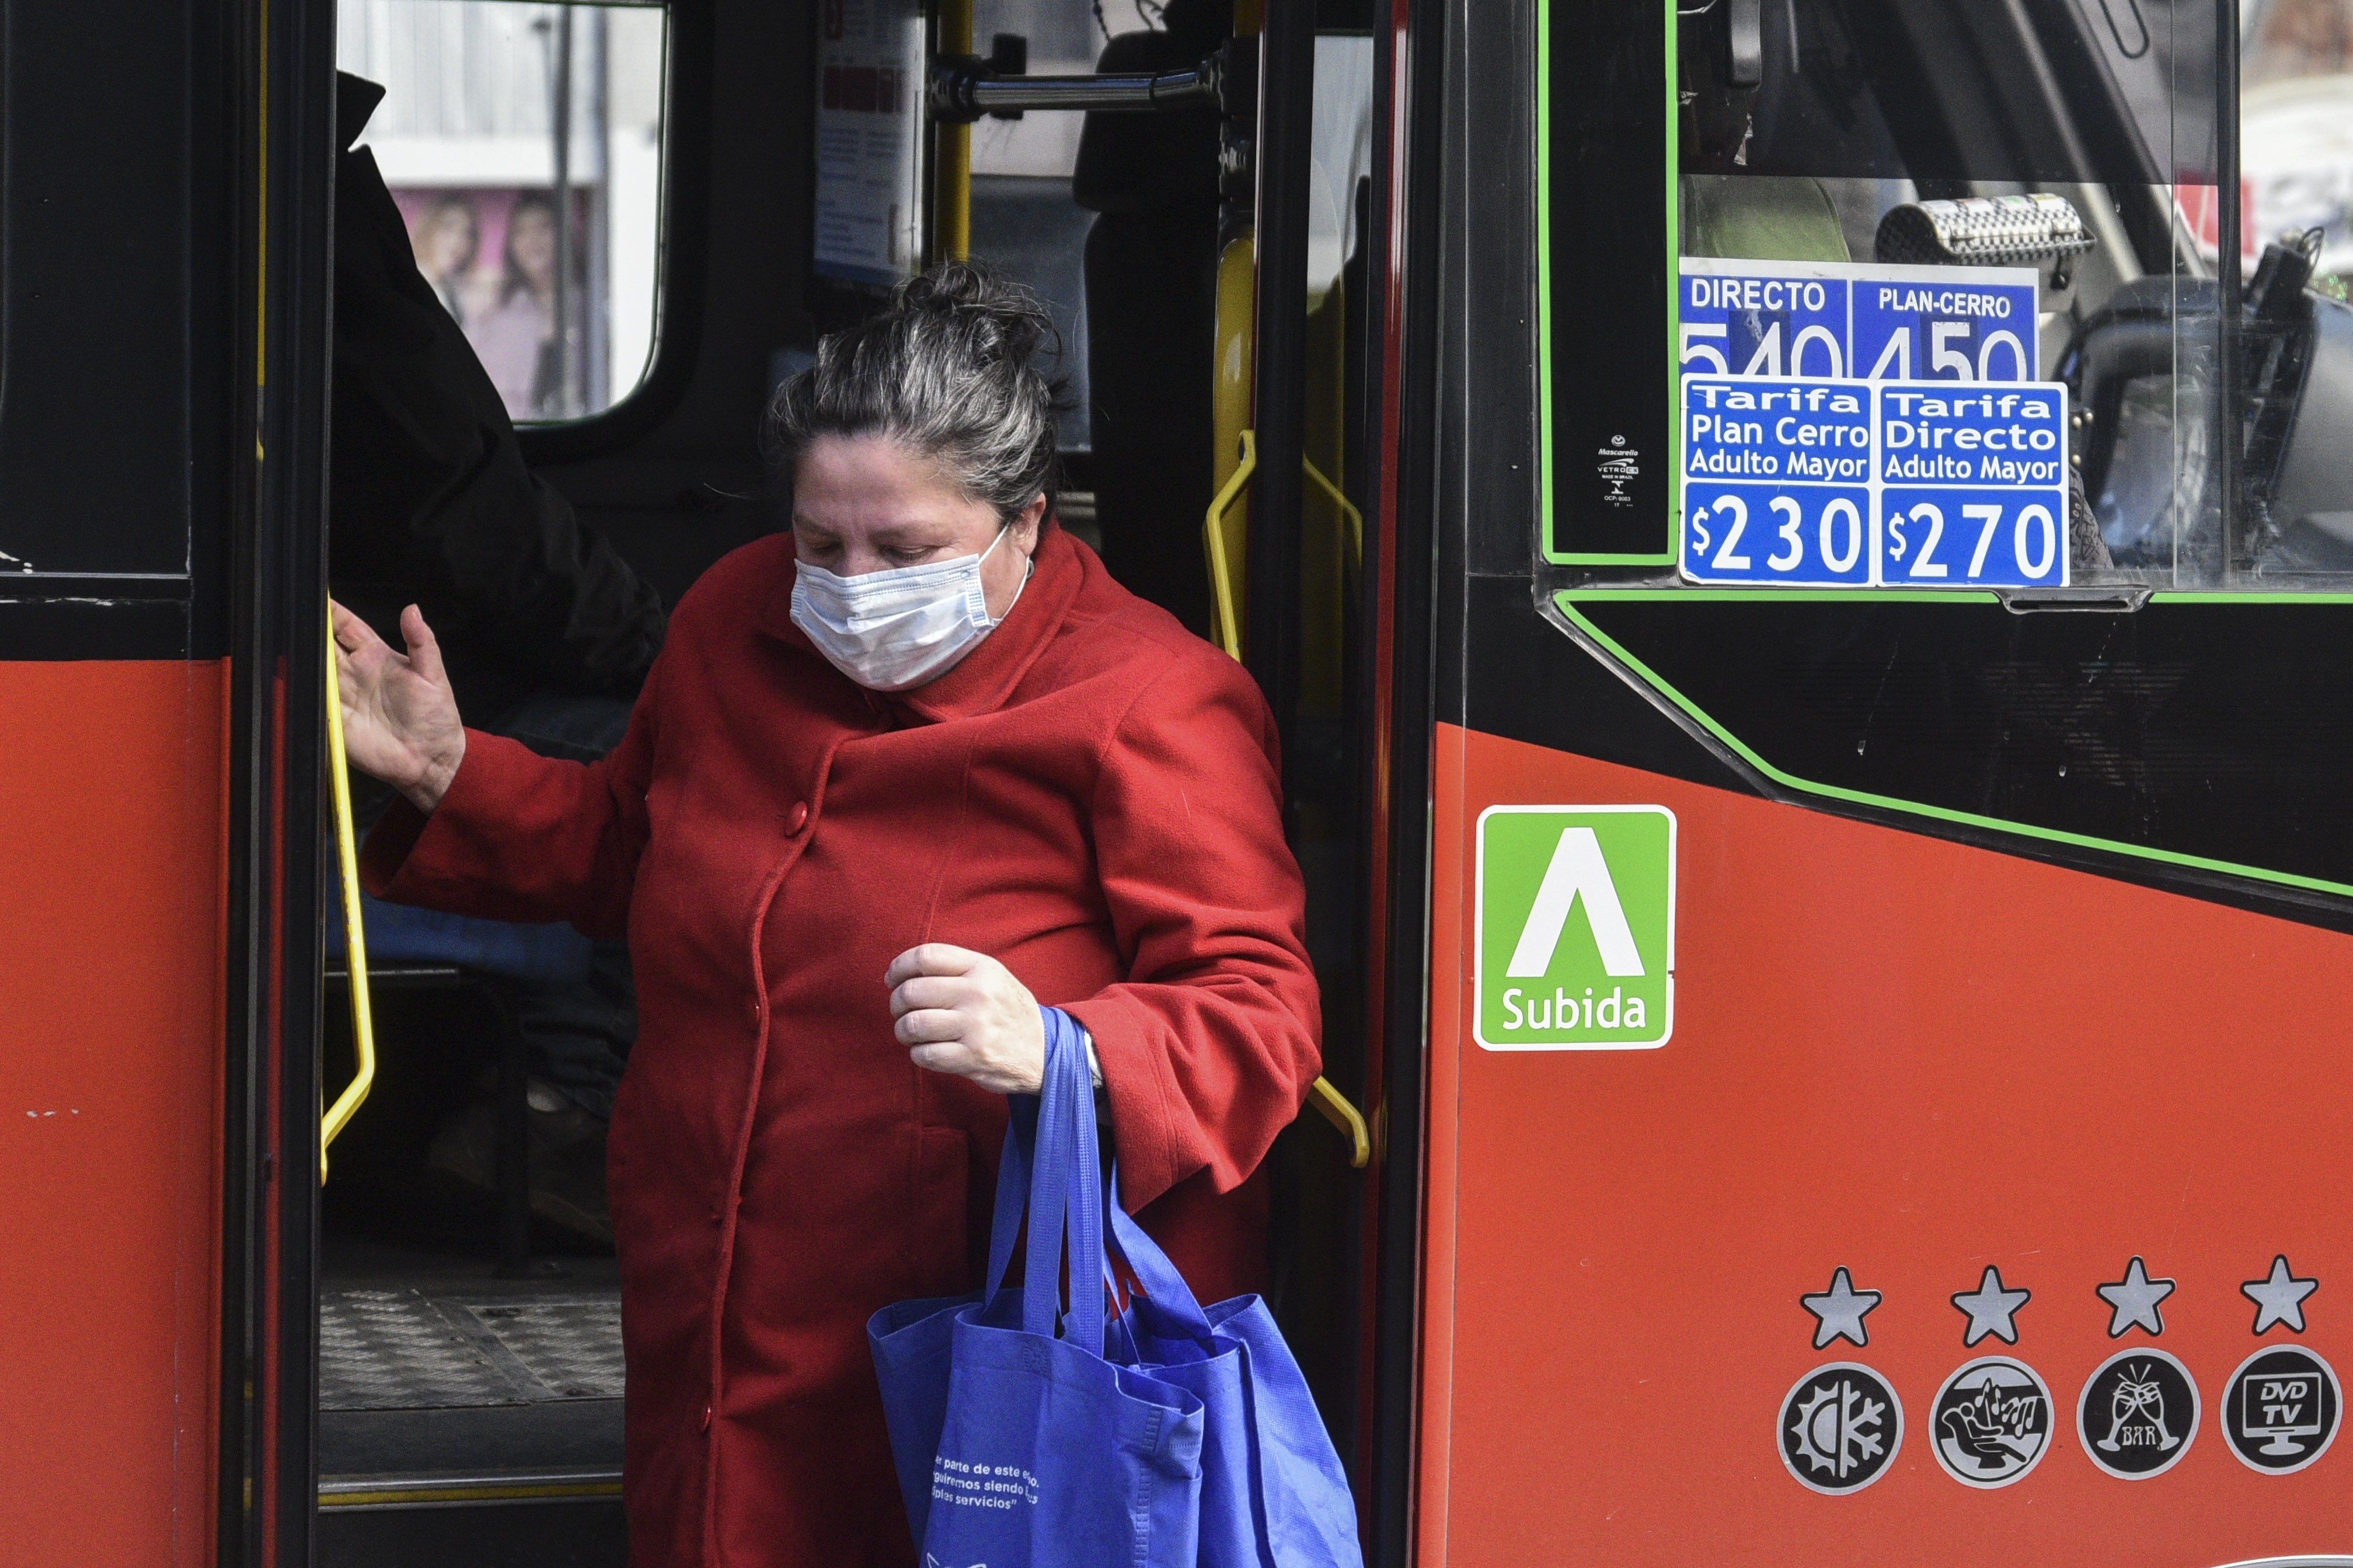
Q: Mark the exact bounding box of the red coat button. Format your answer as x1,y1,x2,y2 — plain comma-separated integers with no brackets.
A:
701,1403,713,1431
786,802,811,834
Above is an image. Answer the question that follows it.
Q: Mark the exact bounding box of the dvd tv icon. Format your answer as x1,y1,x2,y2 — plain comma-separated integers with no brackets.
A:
1474,805,1675,1050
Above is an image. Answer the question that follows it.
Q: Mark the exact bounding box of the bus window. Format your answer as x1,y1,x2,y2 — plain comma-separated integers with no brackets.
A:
338,0,670,422
967,0,1101,452
1544,0,2353,591
2246,0,2353,284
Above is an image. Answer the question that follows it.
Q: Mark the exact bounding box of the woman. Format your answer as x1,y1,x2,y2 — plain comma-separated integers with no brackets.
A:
406,193,480,327
336,263,1322,1566
469,193,564,418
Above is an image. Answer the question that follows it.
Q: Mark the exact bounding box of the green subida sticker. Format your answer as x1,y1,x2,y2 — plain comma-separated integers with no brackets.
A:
1474,805,1676,1050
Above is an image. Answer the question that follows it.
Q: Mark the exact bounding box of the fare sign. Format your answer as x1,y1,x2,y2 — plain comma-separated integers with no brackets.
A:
1675,257,2068,591
1679,259,2042,385
1681,377,2070,590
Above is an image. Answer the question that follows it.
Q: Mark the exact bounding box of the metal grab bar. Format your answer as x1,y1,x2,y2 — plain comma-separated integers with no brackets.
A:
1202,429,1365,660
1202,431,1371,1169
1302,450,1364,570
932,61,1219,122
1310,1076,1371,1169
321,618,378,1178
933,0,975,260
1205,430,1259,661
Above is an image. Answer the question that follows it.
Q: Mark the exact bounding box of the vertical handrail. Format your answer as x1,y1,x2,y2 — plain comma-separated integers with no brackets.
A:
1205,435,1362,663
1205,429,1260,661
935,0,974,261
320,621,377,1175
1203,434,1368,1168
1303,453,1364,569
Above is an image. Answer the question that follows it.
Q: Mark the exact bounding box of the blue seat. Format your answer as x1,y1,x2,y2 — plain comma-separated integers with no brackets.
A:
326,887,594,989
325,882,592,1277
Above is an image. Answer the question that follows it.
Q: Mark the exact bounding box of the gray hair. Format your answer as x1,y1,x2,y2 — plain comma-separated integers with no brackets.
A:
764,261,1061,525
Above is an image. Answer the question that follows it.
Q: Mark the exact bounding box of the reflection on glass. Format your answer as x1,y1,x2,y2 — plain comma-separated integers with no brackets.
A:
338,1,668,422
1659,0,2353,589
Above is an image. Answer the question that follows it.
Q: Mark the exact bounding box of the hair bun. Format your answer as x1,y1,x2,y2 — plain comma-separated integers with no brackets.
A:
896,260,1052,368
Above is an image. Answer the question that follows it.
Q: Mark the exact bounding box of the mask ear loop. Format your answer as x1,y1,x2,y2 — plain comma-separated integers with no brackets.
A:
985,513,1038,626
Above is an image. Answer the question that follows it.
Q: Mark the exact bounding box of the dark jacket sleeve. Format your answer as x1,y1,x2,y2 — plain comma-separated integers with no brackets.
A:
328,87,664,709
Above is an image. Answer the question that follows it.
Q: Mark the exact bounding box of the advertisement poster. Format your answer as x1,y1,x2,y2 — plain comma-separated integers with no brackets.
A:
814,0,926,288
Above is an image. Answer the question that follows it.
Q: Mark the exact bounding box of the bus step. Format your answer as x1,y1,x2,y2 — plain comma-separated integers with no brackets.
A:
318,1470,625,1568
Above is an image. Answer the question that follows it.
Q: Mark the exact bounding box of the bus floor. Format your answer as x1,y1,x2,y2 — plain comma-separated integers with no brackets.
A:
317,1218,627,1564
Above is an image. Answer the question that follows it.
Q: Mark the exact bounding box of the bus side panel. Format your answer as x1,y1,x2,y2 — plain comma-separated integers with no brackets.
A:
0,660,226,1568
1421,720,2352,1563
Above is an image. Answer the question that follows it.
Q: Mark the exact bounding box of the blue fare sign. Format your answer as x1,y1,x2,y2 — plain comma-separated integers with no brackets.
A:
1677,375,2072,589
1680,259,2042,385
1679,268,1852,379
1853,277,2039,384
1877,383,2069,588
1683,378,1873,585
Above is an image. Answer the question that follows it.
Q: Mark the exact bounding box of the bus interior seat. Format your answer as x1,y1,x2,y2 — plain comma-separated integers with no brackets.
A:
325,874,595,1272
1073,13,1228,639
1681,173,1852,263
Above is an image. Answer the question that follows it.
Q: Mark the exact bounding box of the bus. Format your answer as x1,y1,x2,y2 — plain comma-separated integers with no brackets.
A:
3,0,2350,1563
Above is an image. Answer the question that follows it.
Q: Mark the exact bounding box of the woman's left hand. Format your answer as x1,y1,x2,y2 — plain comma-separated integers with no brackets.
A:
885,944,1046,1094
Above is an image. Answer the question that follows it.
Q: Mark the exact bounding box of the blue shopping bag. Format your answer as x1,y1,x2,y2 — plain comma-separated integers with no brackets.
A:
872,1010,1205,1565
866,1094,1036,1544
1101,1194,1364,1568
871,1008,1363,1566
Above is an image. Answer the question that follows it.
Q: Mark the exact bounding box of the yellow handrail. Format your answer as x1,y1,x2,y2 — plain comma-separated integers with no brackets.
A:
321,619,378,1178
1203,432,1366,663
1204,436,1371,1167
934,0,974,261
1310,1076,1371,1169
1302,453,1363,571
1204,429,1259,661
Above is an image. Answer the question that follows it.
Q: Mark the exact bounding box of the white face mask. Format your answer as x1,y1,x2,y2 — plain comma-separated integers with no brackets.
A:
789,525,1025,692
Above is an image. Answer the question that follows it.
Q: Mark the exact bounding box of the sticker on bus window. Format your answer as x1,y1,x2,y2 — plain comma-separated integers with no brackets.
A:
1679,259,2042,385
1676,259,2068,592
1679,375,2070,590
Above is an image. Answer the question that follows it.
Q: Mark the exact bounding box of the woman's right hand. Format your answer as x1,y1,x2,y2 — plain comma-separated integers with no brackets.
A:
333,600,467,815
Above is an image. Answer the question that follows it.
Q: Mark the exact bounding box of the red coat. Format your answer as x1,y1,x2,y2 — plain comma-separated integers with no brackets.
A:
363,526,1322,1567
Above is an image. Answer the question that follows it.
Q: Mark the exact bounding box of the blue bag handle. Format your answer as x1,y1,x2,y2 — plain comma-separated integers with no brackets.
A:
981,1091,1038,1304
1102,1167,1215,1341
1021,1008,1107,1356
999,1009,1218,1352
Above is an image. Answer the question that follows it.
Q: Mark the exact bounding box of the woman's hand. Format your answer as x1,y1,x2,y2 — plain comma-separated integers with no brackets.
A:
886,944,1045,1095
333,600,468,815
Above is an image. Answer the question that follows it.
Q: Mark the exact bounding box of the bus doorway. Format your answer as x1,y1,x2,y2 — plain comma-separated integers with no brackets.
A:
295,2,1399,1564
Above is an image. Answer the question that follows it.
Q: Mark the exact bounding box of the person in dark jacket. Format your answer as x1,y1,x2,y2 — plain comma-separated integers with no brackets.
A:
332,74,665,1238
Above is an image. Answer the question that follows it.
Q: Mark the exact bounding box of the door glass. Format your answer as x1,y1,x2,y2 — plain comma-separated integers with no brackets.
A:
338,0,670,422
964,0,1106,449
2229,0,2353,574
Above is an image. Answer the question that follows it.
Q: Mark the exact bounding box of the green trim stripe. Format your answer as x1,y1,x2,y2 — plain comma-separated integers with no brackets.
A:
1554,588,2001,605
1536,0,1683,567
1554,591,2353,900
1536,0,1554,556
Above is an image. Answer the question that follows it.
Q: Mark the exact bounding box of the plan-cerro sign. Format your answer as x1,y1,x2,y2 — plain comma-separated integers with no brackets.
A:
1474,805,1676,1050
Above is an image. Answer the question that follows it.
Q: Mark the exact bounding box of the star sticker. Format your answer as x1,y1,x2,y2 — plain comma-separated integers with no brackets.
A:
2242,1254,2319,1335
1950,1265,2031,1346
1801,1267,1883,1349
2097,1256,2176,1338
